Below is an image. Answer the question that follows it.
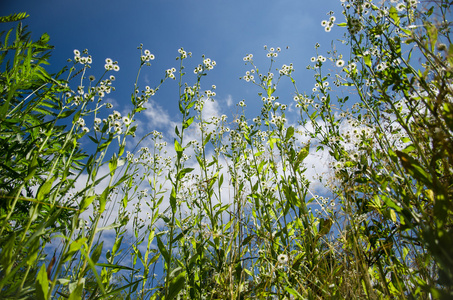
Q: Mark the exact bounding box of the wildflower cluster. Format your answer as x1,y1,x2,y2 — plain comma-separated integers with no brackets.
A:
241,70,255,82
166,67,176,79
96,75,115,98
193,56,216,74
278,63,294,75
177,47,191,59
203,57,216,69
204,89,216,98
321,14,336,32
261,95,276,105
92,110,133,134
270,113,287,128
104,58,120,71
73,49,92,65
312,195,336,217
347,17,362,35
145,85,156,96
243,53,253,62
65,75,116,105
76,117,90,134
264,45,280,58
310,55,327,68
184,85,196,97
141,49,155,63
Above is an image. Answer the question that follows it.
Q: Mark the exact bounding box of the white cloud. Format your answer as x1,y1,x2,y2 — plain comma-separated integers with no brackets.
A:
143,99,173,129
225,94,233,107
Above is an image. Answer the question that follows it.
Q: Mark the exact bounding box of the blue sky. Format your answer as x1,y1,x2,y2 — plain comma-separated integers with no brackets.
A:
1,0,352,289
2,0,347,122
1,0,350,230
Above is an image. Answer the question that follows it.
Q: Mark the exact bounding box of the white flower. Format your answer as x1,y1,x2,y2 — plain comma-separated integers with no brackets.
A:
77,118,85,127
336,60,345,67
396,3,406,11
123,116,131,125
113,110,121,119
74,49,80,56
277,254,288,264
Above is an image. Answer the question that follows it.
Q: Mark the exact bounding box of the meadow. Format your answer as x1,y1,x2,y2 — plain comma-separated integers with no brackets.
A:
0,0,452,299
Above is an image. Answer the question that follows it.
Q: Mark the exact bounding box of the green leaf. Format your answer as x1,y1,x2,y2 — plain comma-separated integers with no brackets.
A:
35,264,49,300
108,153,118,175
426,23,438,52
26,239,40,266
389,6,400,25
177,167,194,181
241,235,254,246
68,279,84,300
112,236,123,256
156,235,169,264
170,187,177,213
380,195,402,212
95,263,139,272
95,221,121,233
166,271,186,300
1,233,16,271
390,209,397,223
318,218,333,237
37,176,55,201
337,22,347,27
364,54,372,67
297,144,309,162
79,195,95,212
269,137,279,150
64,237,87,262
91,242,103,264
284,286,303,298
0,12,29,23
396,150,433,188
24,154,39,181
99,186,110,213
183,116,194,129
174,139,183,159
203,132,212,146
285,126,294,141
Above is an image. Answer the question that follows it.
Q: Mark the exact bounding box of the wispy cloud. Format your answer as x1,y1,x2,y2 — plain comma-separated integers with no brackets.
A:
143,99,173,129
